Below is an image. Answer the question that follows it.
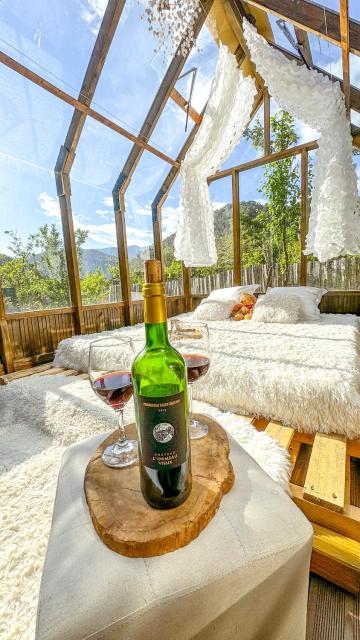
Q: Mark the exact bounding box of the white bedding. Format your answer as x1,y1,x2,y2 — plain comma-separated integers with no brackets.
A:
54,314,360,437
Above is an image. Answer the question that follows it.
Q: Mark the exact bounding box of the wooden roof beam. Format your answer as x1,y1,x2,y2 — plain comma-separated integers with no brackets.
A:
294,27,313,68
170,88,202,125
242,0,360,57
340,0,351,117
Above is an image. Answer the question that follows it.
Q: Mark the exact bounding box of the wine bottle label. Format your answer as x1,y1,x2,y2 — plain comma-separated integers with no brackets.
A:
138,391,187,470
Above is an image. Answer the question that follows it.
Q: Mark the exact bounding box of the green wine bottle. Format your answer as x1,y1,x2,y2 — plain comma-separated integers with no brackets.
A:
132,260,191,509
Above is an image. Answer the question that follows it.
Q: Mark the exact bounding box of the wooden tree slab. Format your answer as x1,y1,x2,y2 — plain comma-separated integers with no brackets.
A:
84,414,234,558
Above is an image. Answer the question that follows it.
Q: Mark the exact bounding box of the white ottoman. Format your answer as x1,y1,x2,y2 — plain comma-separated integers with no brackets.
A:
36,432,313,640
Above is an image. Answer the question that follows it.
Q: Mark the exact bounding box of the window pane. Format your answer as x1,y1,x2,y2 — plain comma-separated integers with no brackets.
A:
270,102,318,149
0,0,106,95
306,149,360,290
71,119,134,305
191,177,233,294
150,26,218,158
0,66,73,311
125,152,168,300
91,1,171,134
240,156,301,290
220,103,264,171
160,178,183,296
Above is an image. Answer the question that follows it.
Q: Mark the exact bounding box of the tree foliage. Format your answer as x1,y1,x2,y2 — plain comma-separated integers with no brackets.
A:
243,110,301,283
0,225,87,310
0,110,304,310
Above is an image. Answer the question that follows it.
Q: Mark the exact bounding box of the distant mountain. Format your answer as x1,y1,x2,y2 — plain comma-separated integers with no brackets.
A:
99,245,142,259
80,245,142,276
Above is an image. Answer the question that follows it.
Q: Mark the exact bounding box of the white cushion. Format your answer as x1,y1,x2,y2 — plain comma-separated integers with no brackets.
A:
192,299,234,321
267,286,327,322
252,294,301,324
207,284,259,303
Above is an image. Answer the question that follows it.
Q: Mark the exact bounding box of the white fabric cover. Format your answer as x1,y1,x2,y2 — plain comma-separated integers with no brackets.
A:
193,284,260,320
243,19,360,263
174,45,257,266
208,284,259,302
267,286,327,322
252,293,301,324
0,376,292,639
36,433,312,640
192,299,234,321
53,314,360,437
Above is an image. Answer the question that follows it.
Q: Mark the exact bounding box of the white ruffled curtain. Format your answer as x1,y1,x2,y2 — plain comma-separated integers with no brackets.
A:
174,45,257,266
243,19,360,263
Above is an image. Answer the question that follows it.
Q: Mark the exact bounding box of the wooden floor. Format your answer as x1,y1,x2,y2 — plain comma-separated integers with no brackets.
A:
308,575,360,639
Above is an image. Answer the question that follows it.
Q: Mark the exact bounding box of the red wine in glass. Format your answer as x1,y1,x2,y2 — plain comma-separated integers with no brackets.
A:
91,371,133,410
183,354,210,383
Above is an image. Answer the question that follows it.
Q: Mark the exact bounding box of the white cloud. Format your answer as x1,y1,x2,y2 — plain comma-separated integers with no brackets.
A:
212,201,227,211
162,205,180,238
38,192,60,218
95,208,114,221
80,0,107,34
103,196,113,207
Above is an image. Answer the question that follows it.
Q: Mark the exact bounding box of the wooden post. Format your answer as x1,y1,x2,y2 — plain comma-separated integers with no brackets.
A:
55,152,85,334
232,171,241,285
114,189,133,326
0,287,14,373
300,149,309,286
182,264,192,312
263,89,271,155
340,0,351,117
152,196,165,280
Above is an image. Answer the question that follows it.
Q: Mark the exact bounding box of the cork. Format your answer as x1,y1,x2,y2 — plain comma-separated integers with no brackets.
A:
144,259,162,284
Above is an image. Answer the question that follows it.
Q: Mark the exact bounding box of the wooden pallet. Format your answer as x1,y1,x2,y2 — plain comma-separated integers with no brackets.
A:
1,365,360,592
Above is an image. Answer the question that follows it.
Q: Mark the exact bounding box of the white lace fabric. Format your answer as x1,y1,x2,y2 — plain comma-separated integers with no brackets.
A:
243,19,360,263
174,45,257,266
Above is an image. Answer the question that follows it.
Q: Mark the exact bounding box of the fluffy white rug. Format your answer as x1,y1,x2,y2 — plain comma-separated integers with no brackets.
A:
54,313,360,437
0,374,289,640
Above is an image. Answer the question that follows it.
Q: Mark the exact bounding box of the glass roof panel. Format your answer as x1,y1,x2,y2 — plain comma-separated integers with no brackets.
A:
150,97,196,158
0,0,106,95
70,118,135,304
350,52,360,91
267,14,297,54
270,99,319,147
308,34,342,76
0,64,74,310
308,0,338,9
91,1,173,135
220,103,264,171
349,0,360,20
150,26,218,158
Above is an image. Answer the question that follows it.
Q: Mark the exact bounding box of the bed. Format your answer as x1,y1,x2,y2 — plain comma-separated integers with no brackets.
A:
53,312,360,438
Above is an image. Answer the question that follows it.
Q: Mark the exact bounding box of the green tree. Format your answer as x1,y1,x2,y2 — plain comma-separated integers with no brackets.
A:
244,110,301,284
81,268,110,305
0,224,87,310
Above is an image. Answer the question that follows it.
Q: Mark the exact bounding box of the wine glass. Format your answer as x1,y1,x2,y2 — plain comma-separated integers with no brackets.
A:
88,336,138,468
170,319,211,440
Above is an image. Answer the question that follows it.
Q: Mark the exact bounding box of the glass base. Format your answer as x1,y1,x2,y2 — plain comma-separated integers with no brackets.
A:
102,439,138,468
190,418,209,440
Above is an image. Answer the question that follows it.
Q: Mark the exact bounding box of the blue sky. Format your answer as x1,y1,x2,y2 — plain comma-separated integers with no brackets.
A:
0,0,360,257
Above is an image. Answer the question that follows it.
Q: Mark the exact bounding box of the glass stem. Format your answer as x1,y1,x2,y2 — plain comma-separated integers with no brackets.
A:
117,409,127,445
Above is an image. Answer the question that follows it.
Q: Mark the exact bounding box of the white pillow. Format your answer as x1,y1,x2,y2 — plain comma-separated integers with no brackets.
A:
252,293,301,324
266,286,327,321
208,284,259,303
192,299,234,321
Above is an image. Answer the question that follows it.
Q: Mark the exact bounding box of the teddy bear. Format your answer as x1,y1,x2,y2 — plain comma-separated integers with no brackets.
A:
230,291,257,321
